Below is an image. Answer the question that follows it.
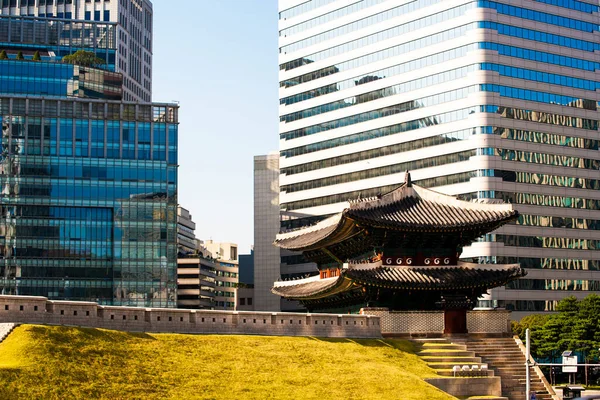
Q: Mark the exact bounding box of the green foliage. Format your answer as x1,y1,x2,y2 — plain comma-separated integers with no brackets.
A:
0,51,7,60
513,294,600,360
61,50,104,67
15,51,24,60
0,325,455,400
32,51,41,61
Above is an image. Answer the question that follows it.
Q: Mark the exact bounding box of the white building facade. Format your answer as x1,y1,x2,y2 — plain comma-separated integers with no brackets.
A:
278,0,600,317
1,0,152,102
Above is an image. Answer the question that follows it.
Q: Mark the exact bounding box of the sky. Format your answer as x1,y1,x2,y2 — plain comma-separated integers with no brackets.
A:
152,1,280,253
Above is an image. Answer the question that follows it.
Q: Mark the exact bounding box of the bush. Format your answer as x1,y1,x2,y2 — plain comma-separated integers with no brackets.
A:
32,51,41,61
16,51,24,60
61,50,104,67
0,51,7,60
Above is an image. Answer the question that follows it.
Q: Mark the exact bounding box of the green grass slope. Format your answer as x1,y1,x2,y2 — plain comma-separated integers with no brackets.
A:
0,325,456,400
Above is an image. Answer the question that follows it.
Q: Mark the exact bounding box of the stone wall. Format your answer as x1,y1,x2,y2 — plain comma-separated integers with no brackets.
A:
361,308,511,336
0,295,381,338
426,377,502,397
467,310,512,334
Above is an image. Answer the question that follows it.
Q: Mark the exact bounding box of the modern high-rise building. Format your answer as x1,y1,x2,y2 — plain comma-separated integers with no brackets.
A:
278,0,600,318
0,0,153,102
0,13,178,307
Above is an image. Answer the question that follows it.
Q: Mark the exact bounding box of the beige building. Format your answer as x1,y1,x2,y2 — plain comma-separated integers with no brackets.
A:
200,240,239,310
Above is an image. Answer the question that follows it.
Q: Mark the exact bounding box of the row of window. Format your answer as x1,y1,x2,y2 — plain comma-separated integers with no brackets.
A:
281,106,477,157
481,84,597,110
281,30,600,96
280,150,475,194
2,180,175,200
492,191,600,211
281,127,479,175
281,65,476,123
281,0,461,54
282,48,600,109
280,6,473,70
534,0,598,14
281,85,478,140
281,0,598,71
496,148,600,171
283,125,600,177
281,70,597,125
280,0,389,37
502,170,600,190
489,127,599,150
4,158,174,183
279,0,342,20
479,41,600,72
0,97,178,123
506,279,600,292
482,63,600,92
280,171,477,211
479,0,598,32
281,42,472,99
483,105,598,130
0,16,117,50
495,235,600,250
481,21,600,53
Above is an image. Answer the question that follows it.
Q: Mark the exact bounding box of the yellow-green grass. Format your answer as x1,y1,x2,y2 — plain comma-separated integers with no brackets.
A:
0,325,457,400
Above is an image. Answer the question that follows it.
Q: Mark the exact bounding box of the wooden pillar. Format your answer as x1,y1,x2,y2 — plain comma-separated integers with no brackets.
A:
444,309,468,334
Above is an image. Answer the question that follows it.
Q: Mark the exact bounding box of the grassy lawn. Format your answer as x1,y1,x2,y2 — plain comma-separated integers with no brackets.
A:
0,325,456,400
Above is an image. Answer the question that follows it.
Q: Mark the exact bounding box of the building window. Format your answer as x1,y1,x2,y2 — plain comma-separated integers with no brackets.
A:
240,298,245,306
104,10,110,21
248,298,253,306
84,11,91,20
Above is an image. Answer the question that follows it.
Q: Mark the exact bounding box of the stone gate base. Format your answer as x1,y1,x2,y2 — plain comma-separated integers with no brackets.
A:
360,308,511,337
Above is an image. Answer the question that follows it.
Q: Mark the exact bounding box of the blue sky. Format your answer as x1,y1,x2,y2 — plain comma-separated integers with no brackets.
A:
152,1,280,253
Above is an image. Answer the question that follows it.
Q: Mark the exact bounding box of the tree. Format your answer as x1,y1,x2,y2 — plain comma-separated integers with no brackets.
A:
61,50,104,67
0,51,7,60
32,51,41,61
16,51,24,60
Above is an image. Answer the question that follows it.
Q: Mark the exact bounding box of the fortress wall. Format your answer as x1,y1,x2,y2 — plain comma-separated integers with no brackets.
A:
0,295,381,339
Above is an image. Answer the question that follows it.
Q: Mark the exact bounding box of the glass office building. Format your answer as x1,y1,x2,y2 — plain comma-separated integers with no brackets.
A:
0,15,179,307
277,0,600,317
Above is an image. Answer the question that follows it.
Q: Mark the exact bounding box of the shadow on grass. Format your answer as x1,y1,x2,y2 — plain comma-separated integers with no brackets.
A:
309,337,412,350
28,325,156,342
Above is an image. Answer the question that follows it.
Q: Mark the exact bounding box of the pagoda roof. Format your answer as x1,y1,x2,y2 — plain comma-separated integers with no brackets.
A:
272,261,525,300
274,172,518,252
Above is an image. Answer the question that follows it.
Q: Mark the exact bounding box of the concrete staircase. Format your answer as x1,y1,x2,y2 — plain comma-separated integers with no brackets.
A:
457,337,554,400
415,339,508,400
0,323,15,343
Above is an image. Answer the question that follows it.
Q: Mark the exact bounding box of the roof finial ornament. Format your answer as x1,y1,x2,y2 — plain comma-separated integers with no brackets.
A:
405,171,412,187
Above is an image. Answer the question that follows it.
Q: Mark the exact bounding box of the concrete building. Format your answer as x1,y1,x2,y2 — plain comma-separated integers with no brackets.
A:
0,0,153,102
201,240,239,310
253,153,283,311
177,207,197,255
278,0,600,317
176,257,216,309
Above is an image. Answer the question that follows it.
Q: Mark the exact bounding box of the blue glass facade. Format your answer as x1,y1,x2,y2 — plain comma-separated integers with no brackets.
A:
0,98,179,307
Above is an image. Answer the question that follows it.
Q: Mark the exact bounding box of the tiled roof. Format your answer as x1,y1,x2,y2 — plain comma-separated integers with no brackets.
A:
274,172,518,251
346,262,525,291
271,262,525,300
272,275,357,299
